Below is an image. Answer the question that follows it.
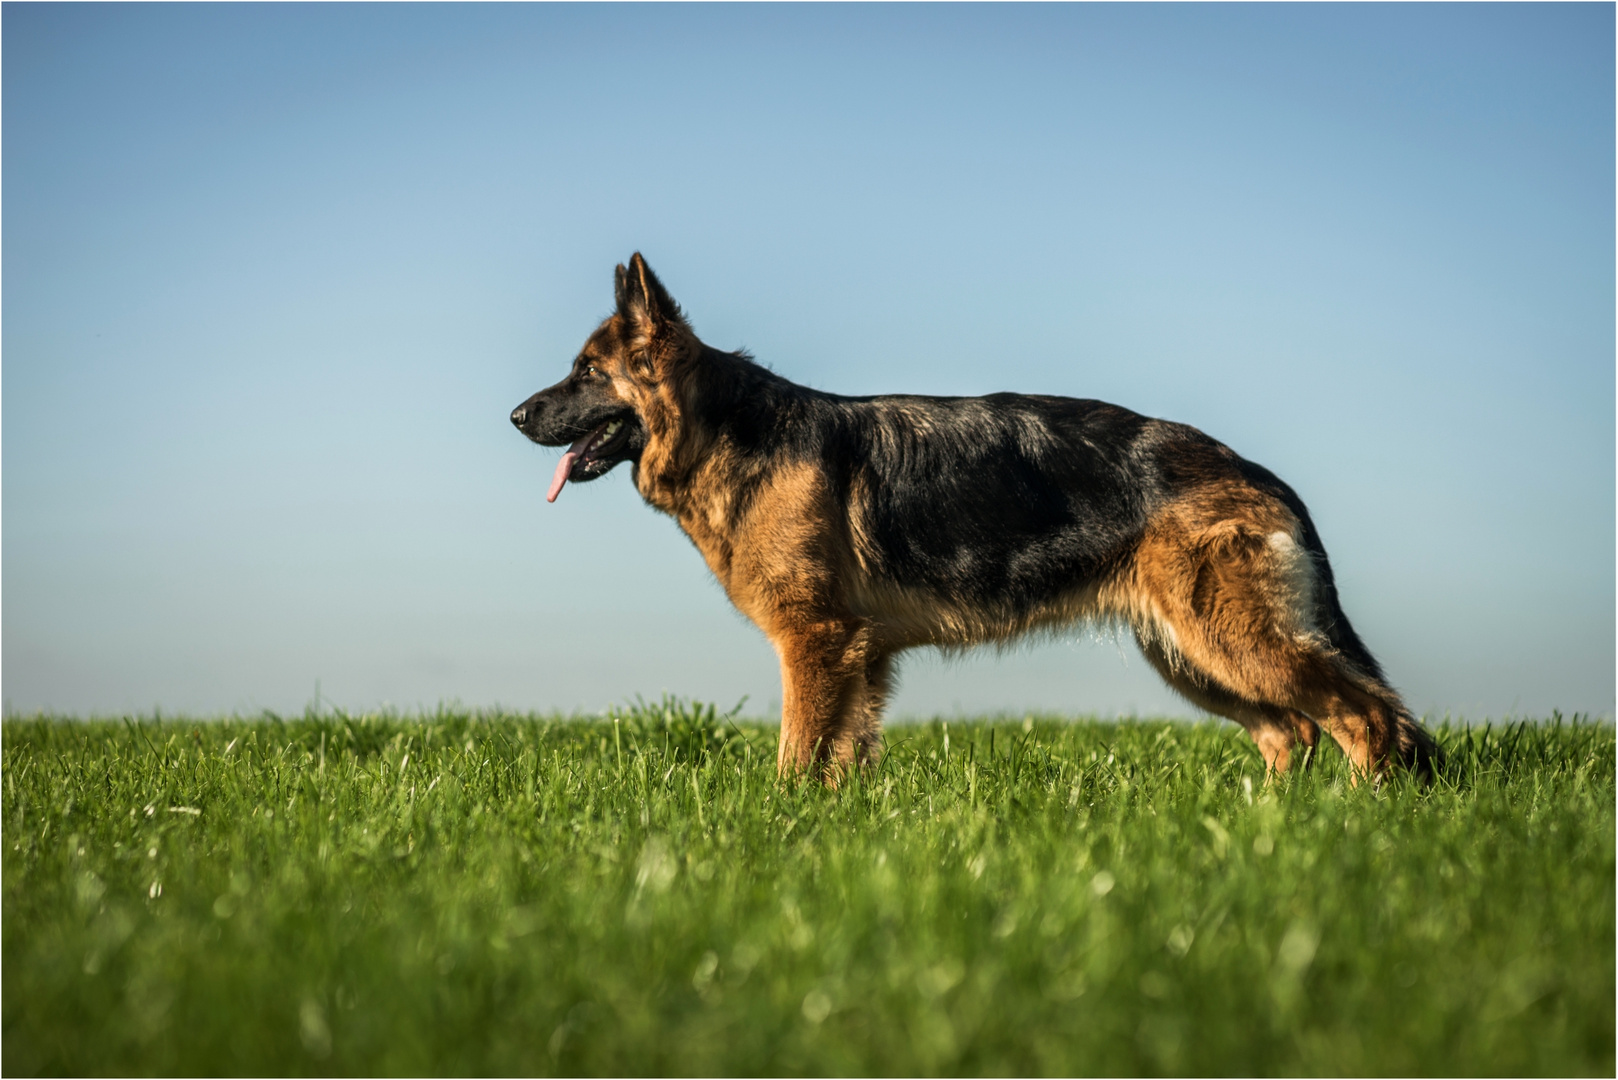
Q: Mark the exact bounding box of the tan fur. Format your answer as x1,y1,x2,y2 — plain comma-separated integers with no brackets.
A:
1116,482,1404,779
543,256,1422,783
664,457,881,775
636,363,1405,779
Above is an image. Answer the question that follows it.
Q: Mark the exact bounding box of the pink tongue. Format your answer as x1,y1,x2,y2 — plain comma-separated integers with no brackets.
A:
546,451,580,503
545,429,598,503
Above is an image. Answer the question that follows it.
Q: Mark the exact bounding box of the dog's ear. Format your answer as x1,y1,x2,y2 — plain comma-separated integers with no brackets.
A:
615,252,681,332
614,263,631,317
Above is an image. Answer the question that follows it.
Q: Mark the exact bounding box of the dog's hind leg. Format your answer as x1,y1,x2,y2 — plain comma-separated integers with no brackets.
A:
1135,631,1320,775
1275,657,1438,781
1130,495,1436,782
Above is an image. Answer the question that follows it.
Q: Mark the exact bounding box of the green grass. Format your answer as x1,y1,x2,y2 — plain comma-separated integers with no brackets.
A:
3,703,1612,1076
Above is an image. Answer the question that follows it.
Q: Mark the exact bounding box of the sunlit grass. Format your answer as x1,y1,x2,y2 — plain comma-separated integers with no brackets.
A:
3,704,1612,1075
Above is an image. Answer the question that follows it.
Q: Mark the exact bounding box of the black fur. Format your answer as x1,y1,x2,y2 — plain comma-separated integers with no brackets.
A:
511,254,1438,780
681,348,1378,657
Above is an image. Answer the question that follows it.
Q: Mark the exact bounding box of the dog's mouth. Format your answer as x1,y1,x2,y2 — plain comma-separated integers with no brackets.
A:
546,416,636,502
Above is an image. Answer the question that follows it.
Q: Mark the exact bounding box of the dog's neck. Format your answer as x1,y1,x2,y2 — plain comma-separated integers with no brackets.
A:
633,345,793,517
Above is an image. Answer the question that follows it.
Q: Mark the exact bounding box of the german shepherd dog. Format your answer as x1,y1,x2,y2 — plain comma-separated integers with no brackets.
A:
512,254,1439,782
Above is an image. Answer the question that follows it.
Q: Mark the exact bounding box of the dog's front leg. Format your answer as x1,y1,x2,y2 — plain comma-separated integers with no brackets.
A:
774,615,876,782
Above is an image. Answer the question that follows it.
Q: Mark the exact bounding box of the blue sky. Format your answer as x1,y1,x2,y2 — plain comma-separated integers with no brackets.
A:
4,3,1612,720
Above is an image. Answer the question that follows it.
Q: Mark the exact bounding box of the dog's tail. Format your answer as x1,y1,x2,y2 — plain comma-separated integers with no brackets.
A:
1390,704,1444,780
1314,588,1444,780
1291,496,1444,781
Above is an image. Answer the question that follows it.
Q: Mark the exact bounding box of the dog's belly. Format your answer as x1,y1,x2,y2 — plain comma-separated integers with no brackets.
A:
847,574,1125,652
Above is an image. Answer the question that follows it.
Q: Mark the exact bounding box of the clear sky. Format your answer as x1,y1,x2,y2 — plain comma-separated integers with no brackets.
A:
4,3,1612,721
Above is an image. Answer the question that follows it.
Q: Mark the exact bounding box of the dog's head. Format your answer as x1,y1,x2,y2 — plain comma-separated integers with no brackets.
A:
511,253,699,503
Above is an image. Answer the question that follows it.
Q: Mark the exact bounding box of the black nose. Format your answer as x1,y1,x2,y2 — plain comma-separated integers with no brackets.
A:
510,405,528,428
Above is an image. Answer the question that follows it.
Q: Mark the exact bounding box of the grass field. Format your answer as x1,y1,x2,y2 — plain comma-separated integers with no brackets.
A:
3,703,1612,1076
